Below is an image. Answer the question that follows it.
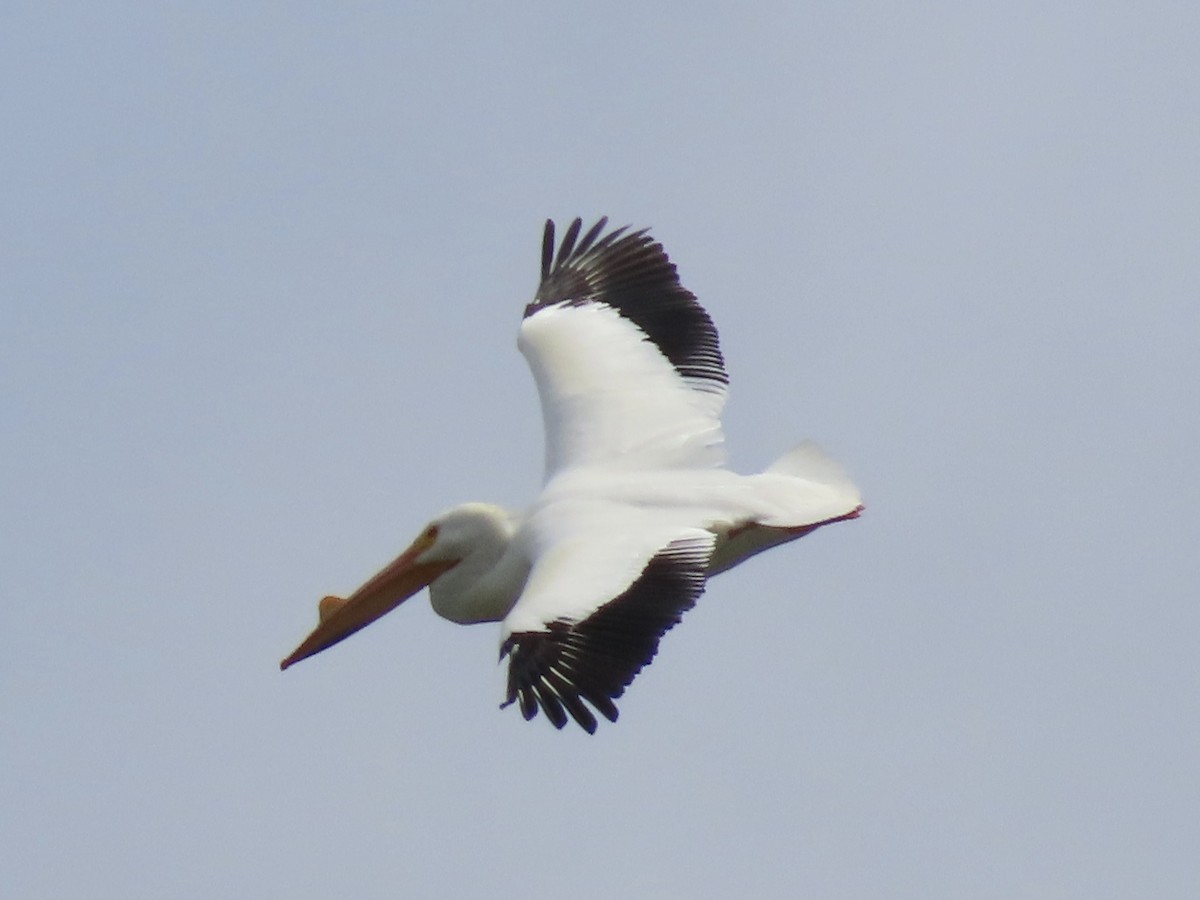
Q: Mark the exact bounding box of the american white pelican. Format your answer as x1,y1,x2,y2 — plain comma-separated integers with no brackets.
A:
281,217,862,732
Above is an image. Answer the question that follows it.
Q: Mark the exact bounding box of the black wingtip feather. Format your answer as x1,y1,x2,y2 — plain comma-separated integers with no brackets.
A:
576,216,608,256
531,680,569,729
550,675,599,734
554,218,583,270
541,219,555,281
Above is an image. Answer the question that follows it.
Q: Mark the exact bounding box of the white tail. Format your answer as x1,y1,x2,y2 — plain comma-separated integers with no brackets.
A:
767,441,859,494
708,442,863,576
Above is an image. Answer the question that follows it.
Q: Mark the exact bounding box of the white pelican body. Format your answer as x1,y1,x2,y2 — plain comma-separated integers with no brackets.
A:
282,218,862,732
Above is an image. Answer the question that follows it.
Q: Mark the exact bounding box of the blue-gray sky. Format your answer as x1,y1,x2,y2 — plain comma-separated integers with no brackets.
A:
4,3,1198,898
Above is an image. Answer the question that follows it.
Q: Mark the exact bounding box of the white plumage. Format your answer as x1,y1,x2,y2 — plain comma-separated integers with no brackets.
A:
281,217,863,732
520,302,725,474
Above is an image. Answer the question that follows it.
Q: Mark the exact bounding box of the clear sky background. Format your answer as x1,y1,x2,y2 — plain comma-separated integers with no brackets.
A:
3,3,1197,898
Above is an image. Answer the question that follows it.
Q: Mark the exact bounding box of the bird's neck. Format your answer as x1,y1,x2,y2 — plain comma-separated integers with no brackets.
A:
429,514,527,624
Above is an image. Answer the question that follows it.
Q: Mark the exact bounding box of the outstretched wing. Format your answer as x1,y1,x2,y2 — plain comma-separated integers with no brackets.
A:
500,514,716,734
519,217,729,479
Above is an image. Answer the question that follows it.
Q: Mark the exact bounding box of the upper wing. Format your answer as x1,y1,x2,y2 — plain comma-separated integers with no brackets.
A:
519,218,729,479
500,506,716,733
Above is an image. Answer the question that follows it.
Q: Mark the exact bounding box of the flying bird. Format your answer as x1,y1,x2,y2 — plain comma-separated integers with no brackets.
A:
281,217,863,732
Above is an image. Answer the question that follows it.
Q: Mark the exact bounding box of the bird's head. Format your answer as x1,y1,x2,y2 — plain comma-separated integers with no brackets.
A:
279,503,516,669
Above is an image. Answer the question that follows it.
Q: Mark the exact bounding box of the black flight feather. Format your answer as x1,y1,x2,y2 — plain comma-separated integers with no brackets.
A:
500,535,713,733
